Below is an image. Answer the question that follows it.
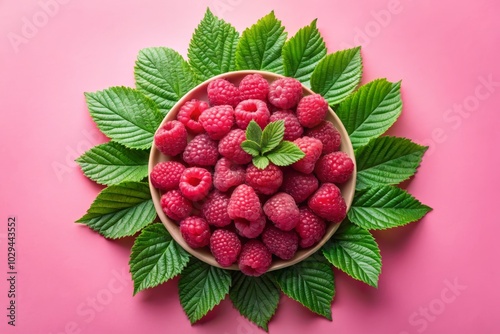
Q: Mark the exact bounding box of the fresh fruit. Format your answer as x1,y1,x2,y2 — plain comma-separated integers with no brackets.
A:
180,216,211,248
296,93,328,128
199,105,235,140
210,229,242,267
218,129,252,164
178,167,212,201
207,78,241,107
315,151,354,184
245,163,283,195
234,99,270,129
182,133,219,166
268,77,302,109
305,121,341,154
296,207,326,248
150,161,186,191
176,99,209,134
227,184,263,222
308,183,347,223
261,225,299,260
160,190,193,221
154,120,187,156
238,240,272,276
239,73,269,101
268,110,303,141
280,170,319,203
291,136,323,174
234,212,266,238
202,191,231,227
263,193,300,231
213,157,246,192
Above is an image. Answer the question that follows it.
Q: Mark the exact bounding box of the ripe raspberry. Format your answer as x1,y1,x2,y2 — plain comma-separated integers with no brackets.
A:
281,170,319,203
238,73,269,101
154,120,187,156
160,190,193,221
308,183,347,223
150,161,186,191
176,99,209,134
227,184,263,222
207,78,241,108
180,217,211,248
268,77,303,109
202,191,231,227
210,229,242,267
269,110,303,141
234,99,270,129
234,212,266,239
238,240,272,276
292,136,323,174
296,207,326,248
262,225,299,260
305,121,341,154
263,193,300,231
182,133,219,166
245,163,283,195
179,167,212,201
315,151,354,184
296,94,328,128
199,105,235,140
218,129,252,164
213,157,246,192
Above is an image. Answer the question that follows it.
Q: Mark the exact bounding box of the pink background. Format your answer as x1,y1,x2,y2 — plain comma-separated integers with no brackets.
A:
1,0,499,333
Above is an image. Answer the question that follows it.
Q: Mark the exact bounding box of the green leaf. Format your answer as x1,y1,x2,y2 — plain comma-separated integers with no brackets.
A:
283,19,327,87
310,47,362,105
245,120,263,143
322,221,381,287
267,141,305,166
336,79,402,149
179,259,231,324
274,252,334,319
241,140,261,157
188,8,239,81
261,120,285,154
135,47,197,115
76,182,156,239
355,137,428,190
129,223,190,294
76,142,149,185
230,272,280,331
235,11,287,74
252,156,269,169
348,185,432,230
84,87,163,149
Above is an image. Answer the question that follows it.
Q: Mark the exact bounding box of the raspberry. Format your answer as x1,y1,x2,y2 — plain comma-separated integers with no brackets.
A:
218,129,252,164
210,229,242,267
281,170,319,203
245,163,283,195
305,121,341,154
227,184,263,222
268,110,303,141
234,212,266,238
154,120,187,157
176,99,209,134
234,99,270,129
160,190,193,221
296,94,328,128
179,167,212,201
268,77,303,109
292,137,323,174
180,217,211,248
238,73,269,101
263,193,300,231
213,157,246,192
182,133,219,166
238,240,272,276
202,191,231,227
150,161,186,191
262,225,299,260
308,183,347,223
199,105,235,140
296,207,326,248
315,152,354,184
207,78,241,108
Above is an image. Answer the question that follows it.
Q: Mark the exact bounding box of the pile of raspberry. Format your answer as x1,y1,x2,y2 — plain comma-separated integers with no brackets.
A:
151,74,354,277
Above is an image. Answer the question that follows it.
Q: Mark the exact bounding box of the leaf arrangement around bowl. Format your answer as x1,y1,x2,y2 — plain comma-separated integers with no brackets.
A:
76,9,432,331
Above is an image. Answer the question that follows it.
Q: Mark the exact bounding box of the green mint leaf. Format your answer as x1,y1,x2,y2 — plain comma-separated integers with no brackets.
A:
241,140,261,157
84,87,163,150
274,252,334,319
229,272,280,331
322,221,381,287
355,137,428,190
235,11,287,74
266,141,305,166
135,47,197,115
76,182,156,239
129,223,190,295
252,156,270,169
76,142,149,185
245,120,263,143
179,259,231,324
283,19,327,87
310,47,362,105
261,120,285,154
348,185,432,230
188,8,239,81
336,79,402,149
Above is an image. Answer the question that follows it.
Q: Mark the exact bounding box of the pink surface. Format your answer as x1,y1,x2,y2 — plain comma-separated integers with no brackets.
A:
1,0,499,333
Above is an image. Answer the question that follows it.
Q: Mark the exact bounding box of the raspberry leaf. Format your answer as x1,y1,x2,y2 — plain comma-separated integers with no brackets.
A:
241,140,261,157
266,141,305,166
245,120,263,143
260,120,285,154
178,259,231,324
348,185,432,230
252,156,270,170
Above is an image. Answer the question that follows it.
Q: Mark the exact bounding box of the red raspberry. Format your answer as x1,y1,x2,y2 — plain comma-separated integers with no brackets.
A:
263,193,300,231
268,77,303,109
180,217,211,248
213,157,246,192
234,99,270,129
218,129,252,164
199,105,235,140
296,207,326,248
179,167,212,201
154,120,187,156
182,133,219,166
160,190,193,221
296,94,328,128
202,191,231,227
234,212,266,238
238,73,269,101
315,151,354,184
281,170,319,203
262,225,299,260
227,184,263,222
305,121,341,154
269,110,303,141
210,229,242,267
176,99,209,134
207,78,241,108
150,161,186,191
308,183,347,223
292,137,323,174
245,163,283,195
238,240,272,276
